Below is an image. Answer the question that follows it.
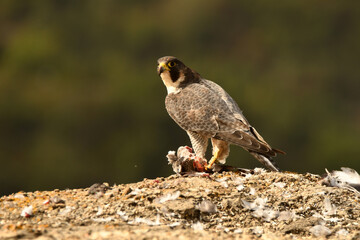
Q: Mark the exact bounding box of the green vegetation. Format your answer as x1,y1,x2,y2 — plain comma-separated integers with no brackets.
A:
1,0,359,195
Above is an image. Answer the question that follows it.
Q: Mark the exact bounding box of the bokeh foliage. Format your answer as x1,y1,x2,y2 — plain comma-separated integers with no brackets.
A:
1,0,359,195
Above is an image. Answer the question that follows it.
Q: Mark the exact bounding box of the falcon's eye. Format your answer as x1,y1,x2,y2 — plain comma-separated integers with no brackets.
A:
168,61,176,68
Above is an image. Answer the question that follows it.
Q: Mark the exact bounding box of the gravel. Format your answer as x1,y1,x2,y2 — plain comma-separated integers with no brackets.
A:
1,171,359,239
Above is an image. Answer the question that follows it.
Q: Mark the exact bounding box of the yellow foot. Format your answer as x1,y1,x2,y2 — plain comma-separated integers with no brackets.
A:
205,149,220,170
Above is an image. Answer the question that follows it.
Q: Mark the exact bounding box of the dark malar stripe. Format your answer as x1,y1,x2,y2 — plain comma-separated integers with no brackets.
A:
170,69,180,82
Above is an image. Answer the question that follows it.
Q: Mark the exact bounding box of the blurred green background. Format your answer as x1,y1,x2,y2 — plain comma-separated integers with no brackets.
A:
1,0,359,196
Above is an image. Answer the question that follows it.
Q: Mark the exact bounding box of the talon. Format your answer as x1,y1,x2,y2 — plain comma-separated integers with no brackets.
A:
206,149,220,170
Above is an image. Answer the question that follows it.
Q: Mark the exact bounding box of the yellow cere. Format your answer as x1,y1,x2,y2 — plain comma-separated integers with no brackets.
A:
159,62,170,71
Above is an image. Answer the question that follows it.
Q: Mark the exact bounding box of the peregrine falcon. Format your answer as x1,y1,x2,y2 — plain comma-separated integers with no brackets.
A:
157,56,285,171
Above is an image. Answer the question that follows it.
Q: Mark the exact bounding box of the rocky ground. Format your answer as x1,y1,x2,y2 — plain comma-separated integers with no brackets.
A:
1,169,360,240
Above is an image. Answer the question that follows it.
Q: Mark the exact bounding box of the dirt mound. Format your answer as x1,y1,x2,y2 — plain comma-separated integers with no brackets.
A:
1,170,359,239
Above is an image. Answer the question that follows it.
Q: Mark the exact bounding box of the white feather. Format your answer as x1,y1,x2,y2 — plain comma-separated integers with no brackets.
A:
332,167,360,185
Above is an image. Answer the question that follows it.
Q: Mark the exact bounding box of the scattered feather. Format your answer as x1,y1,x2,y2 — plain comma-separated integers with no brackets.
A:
241,200,257,210
158,206,171,215
234,228,243,234
312,212,322,219
96,206,103,216
278,211,297,221
197,200,217,213
59,206,74,216
92,217,113,222
154,191,180,204
273,182,286,188
192,221,204,231
242,197,267,210
237,184,244,191
282,191,292,198
167,150,176,157
130,215,161,226
20,205,33,218
50,196,65,204
129,188,143,196
331,167,360,186
242,198,281,222
263,210,279,222
253,168,266,174
231,176,244,185
244,173,253,178
216,177,229,188
322,197,337,216
313,211,340,223
309,224,332,237
323,168,360,194
117,211,128,221
253,208,279,222
251,226,264,236
336,229,349,236
14,193,25,199
168,222,181,228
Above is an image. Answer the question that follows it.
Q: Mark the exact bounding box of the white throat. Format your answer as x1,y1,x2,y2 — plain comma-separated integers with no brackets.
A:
166,86,181,94
160,71,184,95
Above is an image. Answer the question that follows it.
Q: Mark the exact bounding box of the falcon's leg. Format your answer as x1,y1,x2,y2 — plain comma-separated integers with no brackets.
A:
186,131,209,171
207,138,230,169
186,131,208,158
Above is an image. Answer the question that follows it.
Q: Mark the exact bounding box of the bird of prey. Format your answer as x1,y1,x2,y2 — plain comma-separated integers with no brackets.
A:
157,56,285,171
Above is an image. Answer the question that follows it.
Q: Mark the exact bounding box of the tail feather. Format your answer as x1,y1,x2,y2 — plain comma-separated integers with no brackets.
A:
214,116,284,170
249,152,279,172
215,129,283,171
272,148,286,155
216,131,278,158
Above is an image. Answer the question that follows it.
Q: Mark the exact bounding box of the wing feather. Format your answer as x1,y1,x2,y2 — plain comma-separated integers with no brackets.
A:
165,79,285,158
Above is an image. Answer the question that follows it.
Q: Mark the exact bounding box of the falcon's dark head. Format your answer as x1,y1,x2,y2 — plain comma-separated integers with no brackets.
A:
157,56,200,94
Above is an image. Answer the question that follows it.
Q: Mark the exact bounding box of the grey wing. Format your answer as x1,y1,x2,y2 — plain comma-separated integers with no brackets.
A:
214,108,279,158
200,79,278,157
201,79,250,125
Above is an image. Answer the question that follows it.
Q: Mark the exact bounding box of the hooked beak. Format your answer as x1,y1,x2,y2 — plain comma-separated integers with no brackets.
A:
157,62,170,75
